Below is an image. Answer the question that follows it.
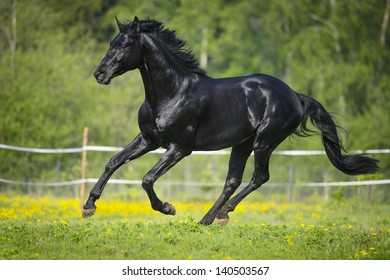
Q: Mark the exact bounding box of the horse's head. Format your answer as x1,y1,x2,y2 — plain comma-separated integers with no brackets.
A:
94,17,143,85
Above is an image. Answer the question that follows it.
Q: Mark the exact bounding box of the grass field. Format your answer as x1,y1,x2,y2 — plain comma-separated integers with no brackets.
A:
0,195,389,260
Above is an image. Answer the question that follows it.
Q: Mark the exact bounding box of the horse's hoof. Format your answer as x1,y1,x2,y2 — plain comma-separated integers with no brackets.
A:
163,202,176,216
82,207,96,218
198,219,212,226
216,216,230,226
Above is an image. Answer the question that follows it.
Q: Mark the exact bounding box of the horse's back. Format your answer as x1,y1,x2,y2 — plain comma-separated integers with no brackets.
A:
242,73,303,119
205,73,303,125
193,74,303,150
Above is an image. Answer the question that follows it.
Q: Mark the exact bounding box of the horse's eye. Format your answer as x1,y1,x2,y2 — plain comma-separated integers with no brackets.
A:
121,38,134,48
127,37,135,44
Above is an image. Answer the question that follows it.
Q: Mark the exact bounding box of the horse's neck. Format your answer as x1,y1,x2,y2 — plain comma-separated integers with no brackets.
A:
138,36,189,109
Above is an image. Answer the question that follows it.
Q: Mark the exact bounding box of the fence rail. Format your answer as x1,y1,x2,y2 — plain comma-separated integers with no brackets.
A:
1,177,390,188
1,141,389,203
1,143,390,155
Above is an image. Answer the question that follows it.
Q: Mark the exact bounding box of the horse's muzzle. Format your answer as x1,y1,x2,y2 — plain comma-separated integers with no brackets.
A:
94,68,111,85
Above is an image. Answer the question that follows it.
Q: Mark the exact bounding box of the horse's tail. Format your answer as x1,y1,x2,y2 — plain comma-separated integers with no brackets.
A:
296,93,380,175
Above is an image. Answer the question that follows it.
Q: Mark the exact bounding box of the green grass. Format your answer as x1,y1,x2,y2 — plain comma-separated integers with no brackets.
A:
1,218,389,260
0,196,389,260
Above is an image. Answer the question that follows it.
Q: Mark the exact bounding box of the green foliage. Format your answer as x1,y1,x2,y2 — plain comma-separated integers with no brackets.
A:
0,0,389,191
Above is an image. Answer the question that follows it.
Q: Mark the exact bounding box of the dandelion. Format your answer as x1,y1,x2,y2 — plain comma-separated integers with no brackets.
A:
259,204,270,213
311,212,321,219
225,256,232,260
359,250,368,256
295,212,303,220
352,249,371,260
187,255,193,260
285,235,294,245
306,224,314,230
167,231,172,237
348,224,353,229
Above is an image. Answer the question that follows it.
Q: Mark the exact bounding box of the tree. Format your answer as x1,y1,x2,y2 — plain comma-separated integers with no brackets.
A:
0,0,388,193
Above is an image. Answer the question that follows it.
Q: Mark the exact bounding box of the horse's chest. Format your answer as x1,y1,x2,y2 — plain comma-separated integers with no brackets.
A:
154,100,196,134
155,114,172,130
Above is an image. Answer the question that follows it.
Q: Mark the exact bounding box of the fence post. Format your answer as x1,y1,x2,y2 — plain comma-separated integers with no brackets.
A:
287,164,294,203
80,127,89,208
322,171,329,203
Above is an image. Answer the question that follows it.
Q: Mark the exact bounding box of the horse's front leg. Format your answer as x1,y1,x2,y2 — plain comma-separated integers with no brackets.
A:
82,134,157,218
142,144,190,215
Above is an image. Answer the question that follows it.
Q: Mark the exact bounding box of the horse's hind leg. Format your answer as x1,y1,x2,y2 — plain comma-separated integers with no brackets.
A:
216,146,273,223
217,132,290,224
198,138,253,226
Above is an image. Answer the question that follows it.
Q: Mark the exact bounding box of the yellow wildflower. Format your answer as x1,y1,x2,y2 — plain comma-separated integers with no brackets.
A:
359,250,368,256
311,212,321,219
285,235,294,245
306,224,314,230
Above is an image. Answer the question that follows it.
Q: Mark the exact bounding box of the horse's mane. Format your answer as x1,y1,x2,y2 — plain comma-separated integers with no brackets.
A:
128,19,206,76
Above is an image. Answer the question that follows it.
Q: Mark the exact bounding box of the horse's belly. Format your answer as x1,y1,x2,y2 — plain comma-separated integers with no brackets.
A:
192,87,263,150
193,117,255,150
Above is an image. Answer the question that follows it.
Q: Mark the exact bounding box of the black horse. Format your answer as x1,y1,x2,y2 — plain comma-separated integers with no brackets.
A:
83,17,379,225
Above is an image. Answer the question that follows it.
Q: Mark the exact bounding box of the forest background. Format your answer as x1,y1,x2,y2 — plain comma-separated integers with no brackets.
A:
0,0,389,202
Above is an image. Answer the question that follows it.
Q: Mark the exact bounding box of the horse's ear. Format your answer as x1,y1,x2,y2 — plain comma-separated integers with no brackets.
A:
132,16,140,33
116,17,125,33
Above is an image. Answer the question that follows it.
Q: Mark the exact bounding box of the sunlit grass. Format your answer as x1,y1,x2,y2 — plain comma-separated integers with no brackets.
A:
0,195,389,260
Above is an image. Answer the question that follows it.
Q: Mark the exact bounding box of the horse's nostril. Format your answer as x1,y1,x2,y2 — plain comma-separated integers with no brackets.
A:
98,71,106,79
94,67,111,84
94,69,106,80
